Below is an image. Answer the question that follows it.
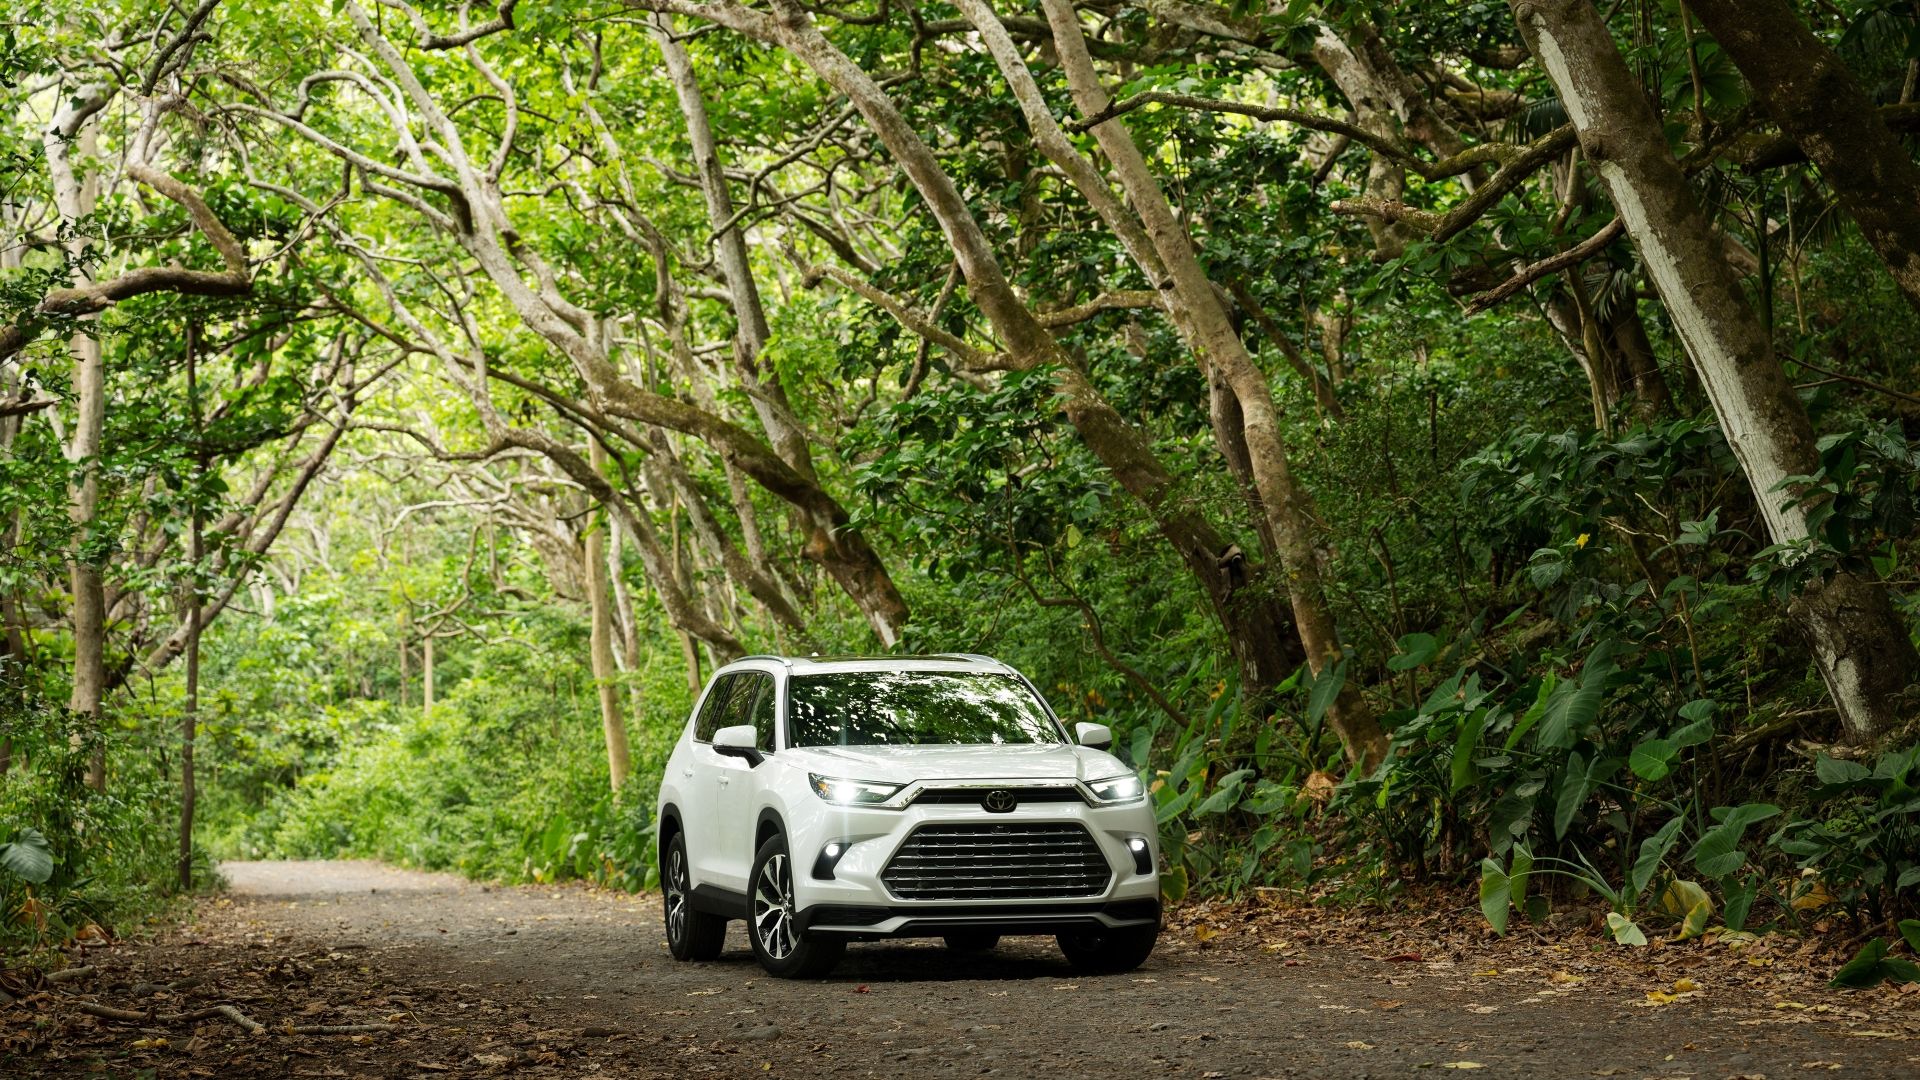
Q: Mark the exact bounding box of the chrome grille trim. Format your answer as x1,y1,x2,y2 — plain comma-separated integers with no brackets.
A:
881,823,1112,900
909,786,1088,806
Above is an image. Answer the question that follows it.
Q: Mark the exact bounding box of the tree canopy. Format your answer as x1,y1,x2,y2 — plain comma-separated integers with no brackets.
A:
2,0,1918,953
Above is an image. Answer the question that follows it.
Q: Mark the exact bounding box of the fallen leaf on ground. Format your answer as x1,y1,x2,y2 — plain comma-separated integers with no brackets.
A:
1440,1062,1485,1070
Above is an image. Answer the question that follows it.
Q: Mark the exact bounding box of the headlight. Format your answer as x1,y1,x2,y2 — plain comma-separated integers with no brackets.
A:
809,774,902,805
1087,774,1144,804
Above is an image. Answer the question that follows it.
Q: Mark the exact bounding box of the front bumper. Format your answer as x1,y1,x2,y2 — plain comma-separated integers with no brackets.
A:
787,792,1161,938
798,897,1162,938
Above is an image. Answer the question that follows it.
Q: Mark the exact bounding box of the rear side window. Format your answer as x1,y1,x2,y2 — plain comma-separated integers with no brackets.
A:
693,675,737,743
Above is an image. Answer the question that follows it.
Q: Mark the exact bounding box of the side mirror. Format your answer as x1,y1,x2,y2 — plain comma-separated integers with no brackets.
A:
712,724,764,767
1075,722,1112,750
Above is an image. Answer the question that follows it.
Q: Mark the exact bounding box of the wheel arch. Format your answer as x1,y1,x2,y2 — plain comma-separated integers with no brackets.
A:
754,807,787,853
658,802,684,854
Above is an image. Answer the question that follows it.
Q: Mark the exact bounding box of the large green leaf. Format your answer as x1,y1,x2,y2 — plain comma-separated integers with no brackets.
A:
1830,939,1900,988
1450,709,1489,794
1553,753,1619,840
1505,675,1557,750
1815,755,1872,785
1534,641,1616,750
1479,858,1512,936
1688,803,1781,878
1387,632,1439,672
1899,919,1920,954
1628,737,1676,782
1630,816,1687,897
1306,659,1347,726
1553,750,1588,841
1669,699,1715,749
0,828,53,885
1606,911,1648,946
1194,769,1253,815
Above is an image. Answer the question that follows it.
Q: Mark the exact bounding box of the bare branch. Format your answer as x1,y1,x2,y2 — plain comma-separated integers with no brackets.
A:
1465,218,1625,315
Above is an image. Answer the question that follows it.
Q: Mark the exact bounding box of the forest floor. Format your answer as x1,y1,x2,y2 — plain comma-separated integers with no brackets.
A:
3,859,1918,1079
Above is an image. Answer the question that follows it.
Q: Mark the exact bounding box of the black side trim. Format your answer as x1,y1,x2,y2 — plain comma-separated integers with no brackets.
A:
797,898,1161,936
715,744,764,767
689,883,749,919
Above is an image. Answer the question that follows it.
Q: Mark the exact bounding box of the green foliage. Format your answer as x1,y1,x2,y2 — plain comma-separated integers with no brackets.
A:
3,0,1919,973
1829,937,1920,989
1773,746,1920,919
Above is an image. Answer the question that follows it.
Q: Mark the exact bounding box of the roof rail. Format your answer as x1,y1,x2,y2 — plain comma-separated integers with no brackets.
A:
931,652,1001,665
732,654,794,667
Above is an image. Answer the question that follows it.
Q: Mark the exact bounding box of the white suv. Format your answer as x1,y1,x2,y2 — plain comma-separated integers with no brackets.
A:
655,654,1162,979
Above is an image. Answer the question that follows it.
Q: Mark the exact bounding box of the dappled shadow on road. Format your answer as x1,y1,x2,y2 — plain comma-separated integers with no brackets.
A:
697,938,1086,983
10,861,1918,1079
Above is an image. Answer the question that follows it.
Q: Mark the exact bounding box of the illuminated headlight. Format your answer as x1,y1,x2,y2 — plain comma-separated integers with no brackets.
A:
1088,774,1144,804
809,774,902,806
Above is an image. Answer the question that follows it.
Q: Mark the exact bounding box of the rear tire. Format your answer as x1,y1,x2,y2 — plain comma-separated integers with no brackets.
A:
662,833,725,962
748,834,845,979
943,931,1001,953
1057,924,1158,974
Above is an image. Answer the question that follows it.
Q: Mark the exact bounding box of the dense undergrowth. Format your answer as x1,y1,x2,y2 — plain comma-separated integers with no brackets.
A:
4,0,1920,991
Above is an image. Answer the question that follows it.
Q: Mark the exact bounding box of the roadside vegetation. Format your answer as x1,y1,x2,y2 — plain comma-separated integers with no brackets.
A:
2,0,1918,987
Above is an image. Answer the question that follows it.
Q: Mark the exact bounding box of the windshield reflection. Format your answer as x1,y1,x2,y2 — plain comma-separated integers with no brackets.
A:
786,671,1062,747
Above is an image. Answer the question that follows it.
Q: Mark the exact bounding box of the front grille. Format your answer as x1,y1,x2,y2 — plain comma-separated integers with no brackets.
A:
911,787,1086,807
881,823,1112,900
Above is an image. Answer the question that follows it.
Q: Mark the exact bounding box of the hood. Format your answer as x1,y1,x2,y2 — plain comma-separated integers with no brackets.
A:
783,743,1126,785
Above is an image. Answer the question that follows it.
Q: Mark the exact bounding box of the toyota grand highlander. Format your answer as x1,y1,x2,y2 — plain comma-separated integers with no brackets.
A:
655,653,1162,978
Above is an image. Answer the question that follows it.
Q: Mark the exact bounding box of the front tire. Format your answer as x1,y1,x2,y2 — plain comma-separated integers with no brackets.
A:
663,833,725,962
749,834,845,979
1057,924,1158,974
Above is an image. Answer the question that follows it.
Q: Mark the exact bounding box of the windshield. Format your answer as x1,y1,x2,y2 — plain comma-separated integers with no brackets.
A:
785,671,1063,747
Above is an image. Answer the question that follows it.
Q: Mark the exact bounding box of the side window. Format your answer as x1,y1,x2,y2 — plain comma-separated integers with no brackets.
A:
719,672,766,738
749,677,777,751
693,675,736,743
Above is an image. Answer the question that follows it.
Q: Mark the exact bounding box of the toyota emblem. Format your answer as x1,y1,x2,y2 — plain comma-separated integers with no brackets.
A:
981,789,1017,813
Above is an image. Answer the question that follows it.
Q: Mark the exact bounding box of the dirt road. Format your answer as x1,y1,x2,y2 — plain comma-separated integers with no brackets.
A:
15,859,1919,1077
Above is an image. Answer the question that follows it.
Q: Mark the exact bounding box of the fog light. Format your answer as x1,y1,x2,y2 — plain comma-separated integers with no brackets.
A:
1127,837,1153,875
812,839,852,880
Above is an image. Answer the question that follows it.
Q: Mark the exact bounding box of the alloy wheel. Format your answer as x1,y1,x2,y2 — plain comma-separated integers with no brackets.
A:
753,852,795,960
665,846,689,944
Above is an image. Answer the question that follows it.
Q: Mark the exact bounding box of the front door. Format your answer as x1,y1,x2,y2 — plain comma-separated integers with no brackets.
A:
682,674,740,893
711,672,774,891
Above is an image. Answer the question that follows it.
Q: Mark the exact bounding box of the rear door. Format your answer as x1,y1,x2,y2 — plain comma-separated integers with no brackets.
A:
710,672,774,891
681,674,738,889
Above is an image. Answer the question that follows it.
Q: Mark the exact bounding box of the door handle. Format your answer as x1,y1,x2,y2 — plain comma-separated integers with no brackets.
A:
717,776,731,786
682,767,695,778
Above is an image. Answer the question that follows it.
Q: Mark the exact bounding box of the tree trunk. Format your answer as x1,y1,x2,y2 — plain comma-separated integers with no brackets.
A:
1686,0,1920,315
735,0,1312,698
1018,0,1386,769
587,441,633,791
48,104,108,791
423,633,435,719
398,613,409,709
178,324,202,892
656,24,908,646
1510,0,1918,740
338,0,906,650
607,515,646,722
